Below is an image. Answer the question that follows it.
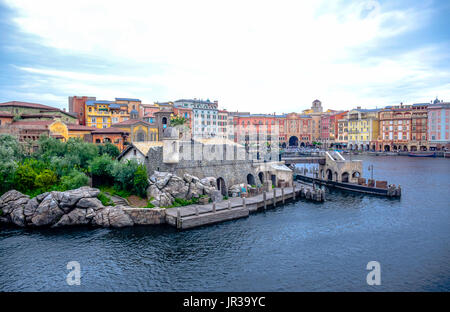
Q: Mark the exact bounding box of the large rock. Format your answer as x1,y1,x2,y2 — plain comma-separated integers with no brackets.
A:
200,177,216,188
0,190,30,227
76,197,103,210
53,208,90,227
164,176,189,199
187,182,202,199
31,193,65,226
152,171,173,189
57,187,100,210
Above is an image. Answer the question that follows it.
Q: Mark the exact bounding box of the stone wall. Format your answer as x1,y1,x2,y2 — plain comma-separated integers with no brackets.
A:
123,207,165,225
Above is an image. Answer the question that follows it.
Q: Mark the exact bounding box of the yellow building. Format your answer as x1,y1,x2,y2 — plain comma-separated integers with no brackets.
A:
48,120,96,141
85,98,141,128
347,108,380,150
111,119,158,142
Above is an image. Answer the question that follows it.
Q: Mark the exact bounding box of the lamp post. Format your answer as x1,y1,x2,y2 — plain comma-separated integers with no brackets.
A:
368,164,374,180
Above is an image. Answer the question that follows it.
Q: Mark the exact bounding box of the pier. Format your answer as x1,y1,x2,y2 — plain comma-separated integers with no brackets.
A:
165,182,324,230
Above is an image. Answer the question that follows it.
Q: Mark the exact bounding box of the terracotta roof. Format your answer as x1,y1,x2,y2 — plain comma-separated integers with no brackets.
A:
0,111,13,117
92,127,129,134
111,119,153,127
0,101,77,118
10,120,52,130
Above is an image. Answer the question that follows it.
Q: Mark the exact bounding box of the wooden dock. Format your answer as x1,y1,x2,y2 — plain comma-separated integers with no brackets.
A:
165,182,325,230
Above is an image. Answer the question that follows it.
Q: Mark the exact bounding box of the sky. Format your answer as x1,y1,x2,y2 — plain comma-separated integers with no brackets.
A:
0,0,449,113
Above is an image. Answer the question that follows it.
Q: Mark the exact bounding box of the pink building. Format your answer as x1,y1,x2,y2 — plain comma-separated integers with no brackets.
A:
427,99,450,150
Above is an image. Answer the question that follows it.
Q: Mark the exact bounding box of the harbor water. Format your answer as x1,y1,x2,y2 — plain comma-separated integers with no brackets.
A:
1,156,449,291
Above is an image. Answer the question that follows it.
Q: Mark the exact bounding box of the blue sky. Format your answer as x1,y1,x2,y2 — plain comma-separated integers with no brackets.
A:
0,0,449,113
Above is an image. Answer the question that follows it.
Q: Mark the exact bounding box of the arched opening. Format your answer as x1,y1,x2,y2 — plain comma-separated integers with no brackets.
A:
103,137,111,143
393,145,397,151
352,171,361,179
216,177,227,196
258,172,264,184
349,144,353,150
95,139,101,143
162,117,168,129
354,145,358,150
360,144,364,150
384,145,390,151
289,136,299,147
411,146,417,151
281,142,286,148
247,174,256,186
403,146,408,151
420,146,427,151
136,131,145,142
366,144,370,151
326,169,333,181
341,172,349,183
271,174,276,187
300,142,305,147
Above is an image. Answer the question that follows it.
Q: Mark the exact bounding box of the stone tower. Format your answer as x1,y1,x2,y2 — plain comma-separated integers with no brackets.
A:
312,99,323,113
163,127,180,164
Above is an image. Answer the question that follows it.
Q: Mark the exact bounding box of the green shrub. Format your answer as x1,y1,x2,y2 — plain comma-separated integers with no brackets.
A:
14,163,37,192
35,169,58,190
145,201,155,208
161,197,199,208
59,170,89,191
132,165,149,198
97,192,114,206
111,160,138,191
98,185,131,199
89,154,114,178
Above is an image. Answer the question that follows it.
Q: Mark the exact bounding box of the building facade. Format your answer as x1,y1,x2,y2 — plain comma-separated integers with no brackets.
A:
174,99,218,138
347,108,380,150
85,98,141,129
427,99,450,150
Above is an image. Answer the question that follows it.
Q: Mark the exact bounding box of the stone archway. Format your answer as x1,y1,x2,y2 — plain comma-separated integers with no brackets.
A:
352,171,361,179
258,172,265,184
410,146,417,151
384,145,390,151
326,169,333,181
403,146,408,151
247,173,256,186
341,172,349,183
300,142,305,147
289,136,299,147
216,177,227,196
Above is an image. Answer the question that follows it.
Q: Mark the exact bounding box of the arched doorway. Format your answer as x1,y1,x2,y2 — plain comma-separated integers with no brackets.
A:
403,146,408,151
216,177,227,196
281,142,287,148
420,146,427,151
258,172,264,184
410,146,417,151
103,137,111,143
162,117,168,129
341,172,349,183
247,174,256,186
300,142,305,147
289,136,299,147
326,169,333,181
136,130,146,142
352,171,361,179
384,145,390,151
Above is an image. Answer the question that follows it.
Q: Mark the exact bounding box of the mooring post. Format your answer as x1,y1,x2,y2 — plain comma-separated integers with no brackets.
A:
293,183,296,200
212,203,216,213
263,191,267,210
228,199,231,210
242,197,246,209
273,188,276,207
282,186,285,204
195,206,199,216
177,208,181,229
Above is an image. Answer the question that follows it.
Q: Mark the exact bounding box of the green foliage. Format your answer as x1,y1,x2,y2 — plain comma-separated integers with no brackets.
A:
170,116,186,126
161,197,199,208
132,165,149,197
13,162,37,192
145,201,155,208
97,192,114,206
98,185,132,199
59,170,89,191
98,143,120,158
111,159,139,191
0,209,2,216
89,154,114,178
223,195,229,200
35,169,57,190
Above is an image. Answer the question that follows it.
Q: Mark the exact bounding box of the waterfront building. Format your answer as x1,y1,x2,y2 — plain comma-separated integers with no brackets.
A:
174,98,219,138
336,117,348,149
232,114,278,149
376,103,429,152
218,109,230,139
85,98,142,129
173,105,193,129
0,101,78,124
284,113,312,147
347,107,380,150
0,111,13,126
111,119,158,142
427,98,450,150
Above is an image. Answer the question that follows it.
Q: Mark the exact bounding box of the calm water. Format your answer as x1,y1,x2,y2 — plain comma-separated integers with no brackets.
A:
1,156,449,291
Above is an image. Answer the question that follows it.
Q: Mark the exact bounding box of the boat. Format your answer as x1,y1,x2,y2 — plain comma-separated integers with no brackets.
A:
294,174,401,198
445,152,450,159
408,152,436,158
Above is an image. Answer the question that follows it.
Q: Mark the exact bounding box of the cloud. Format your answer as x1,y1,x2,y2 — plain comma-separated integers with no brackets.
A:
1,0,449,112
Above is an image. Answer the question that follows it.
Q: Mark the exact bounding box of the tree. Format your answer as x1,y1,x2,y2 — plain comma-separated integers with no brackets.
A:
170,116,186,126
59,170,89,191
14,162,37,192
35,169,58,191
98,143,120,158
89,154,114,178
133,165,149,197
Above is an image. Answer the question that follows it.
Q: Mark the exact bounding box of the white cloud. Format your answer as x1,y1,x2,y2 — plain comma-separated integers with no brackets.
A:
4,0,449,112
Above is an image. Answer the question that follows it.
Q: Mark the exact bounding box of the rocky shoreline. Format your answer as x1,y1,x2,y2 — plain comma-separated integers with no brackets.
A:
0,187,165,228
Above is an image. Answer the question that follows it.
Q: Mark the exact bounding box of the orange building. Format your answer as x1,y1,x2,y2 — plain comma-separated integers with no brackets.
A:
0,111,13,127
92,128,129,151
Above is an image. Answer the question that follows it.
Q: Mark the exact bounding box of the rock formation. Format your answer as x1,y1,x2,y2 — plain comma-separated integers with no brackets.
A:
147,171,219,207
0,187,134,228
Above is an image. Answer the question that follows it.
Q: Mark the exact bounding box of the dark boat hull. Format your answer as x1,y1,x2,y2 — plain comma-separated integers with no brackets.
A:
408,152,436,157
295,174,401,197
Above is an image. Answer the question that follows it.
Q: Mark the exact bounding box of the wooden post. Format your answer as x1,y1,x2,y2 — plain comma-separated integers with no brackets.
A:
228,199,231,210
263,191,267,210
282,186,285,204
195,207,199,216
212,203,216,213
293,183,296,200
177,208,181,229
242,197,246,209
273,188,276,207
